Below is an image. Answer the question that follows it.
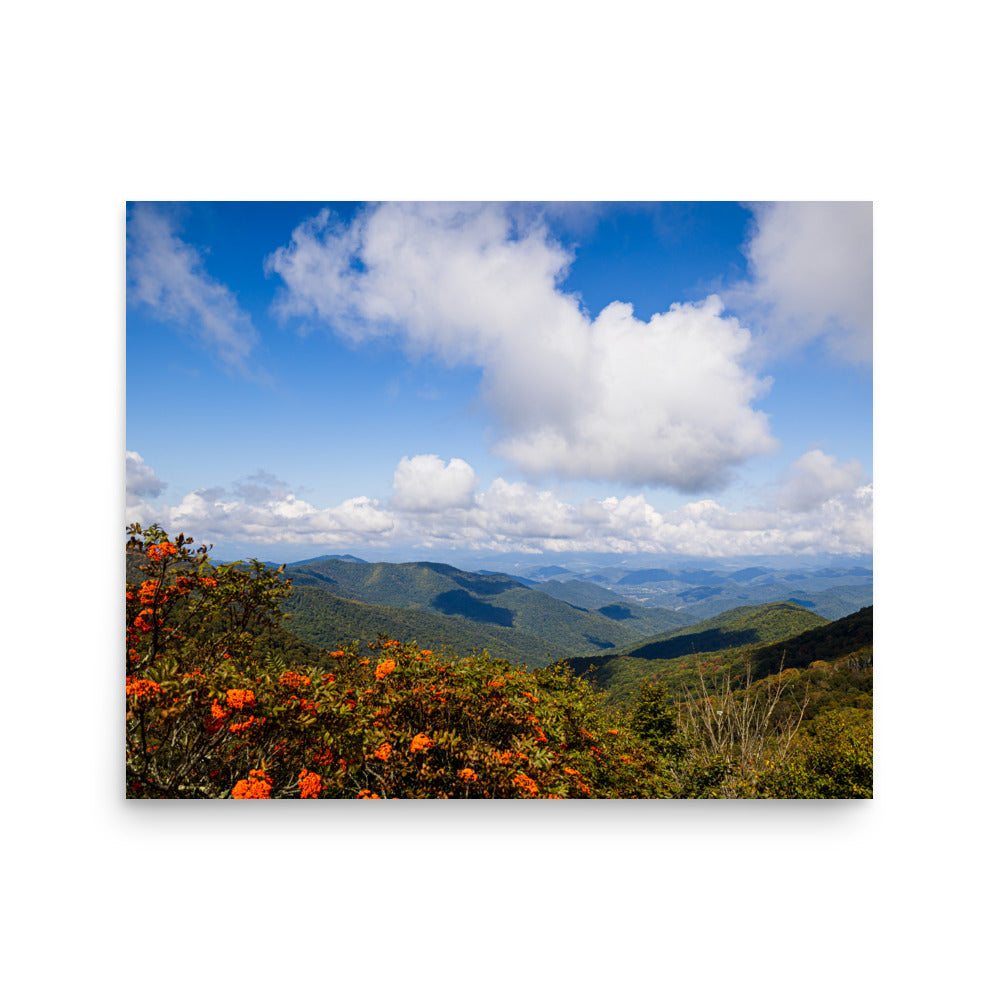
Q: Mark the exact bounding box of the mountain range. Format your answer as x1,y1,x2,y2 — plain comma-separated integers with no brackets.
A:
273,555,872,687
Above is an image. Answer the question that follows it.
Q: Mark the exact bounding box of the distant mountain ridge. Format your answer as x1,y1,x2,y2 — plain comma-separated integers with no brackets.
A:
289,553,368,566
279,557,704,668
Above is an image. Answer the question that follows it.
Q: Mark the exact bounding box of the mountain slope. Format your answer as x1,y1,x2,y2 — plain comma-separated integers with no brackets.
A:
282,586,569,669
283,558,677,662
563,601,831,702
620,602,829,661
531,579,696,631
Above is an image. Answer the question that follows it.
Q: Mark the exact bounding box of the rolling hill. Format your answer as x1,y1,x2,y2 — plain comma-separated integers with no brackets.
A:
280,558,703,666
563,601,833,702
282,585,569,669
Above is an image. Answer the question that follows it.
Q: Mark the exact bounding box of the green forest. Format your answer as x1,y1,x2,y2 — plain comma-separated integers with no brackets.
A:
126,525,873,799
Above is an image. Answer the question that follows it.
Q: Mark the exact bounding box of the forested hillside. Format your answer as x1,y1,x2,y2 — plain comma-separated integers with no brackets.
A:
283,585,569,669
566,604,872,709
282,558,700,661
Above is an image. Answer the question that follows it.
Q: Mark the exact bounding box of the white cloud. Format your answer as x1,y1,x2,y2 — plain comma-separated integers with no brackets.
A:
392,455,478,511
126,450,166,503
126,453,872,558
778,449,865,512
268,202,776,491
127,204,261,374
737,201,873,364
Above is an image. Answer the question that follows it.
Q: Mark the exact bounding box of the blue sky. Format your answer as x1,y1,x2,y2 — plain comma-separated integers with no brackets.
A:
126,201,872,564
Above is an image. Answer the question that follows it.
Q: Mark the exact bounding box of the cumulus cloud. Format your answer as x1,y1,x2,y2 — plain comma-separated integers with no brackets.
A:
127,204,261,374
392,455,478,511
736,201,873,364
126,450,166,502
778,449,865,512
127,453,872,558
267,203,775,491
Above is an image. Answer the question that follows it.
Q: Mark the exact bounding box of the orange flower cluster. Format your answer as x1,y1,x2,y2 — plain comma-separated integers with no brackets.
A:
312,748,335,766
606,729,619,736
357,789,380,799
409,733,434,753
126,678,162,702
201,576,217,588
232,769,272,799
372,742,392,761
228,717,258,734
280,671,311,689
375,659,396,681
487,678,506,688
298,769,322,799
329,650,345,659
382,640,401,649
457,768,478,783
511,774,539,797
226,689,255,710
138,580,159,605
493,750,514,765
210,700,229,721
145,541,178,561
521,691,539,703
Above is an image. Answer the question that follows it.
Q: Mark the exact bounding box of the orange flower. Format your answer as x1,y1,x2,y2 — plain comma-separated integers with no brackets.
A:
511,774,538,797
280,671,311,689
420,650,433,657
409,733,434,753
330,650,345,659
138,580,159,605
375,659,396,681
357,789,380,799
226,689,255,711
372,742,392,761
201,576,217,588
228,717,258,734
606,729,619,736
521,690,539,703
298,769,322,799
210,699,229,721
457,768,478,783
126,678,161,702
232,768,272,799
493,750,514,765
